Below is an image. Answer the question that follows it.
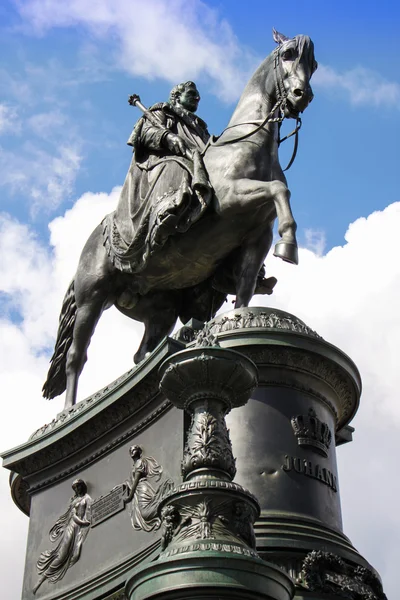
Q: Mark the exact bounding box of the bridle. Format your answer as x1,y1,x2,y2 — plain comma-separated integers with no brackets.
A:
201,45,303,172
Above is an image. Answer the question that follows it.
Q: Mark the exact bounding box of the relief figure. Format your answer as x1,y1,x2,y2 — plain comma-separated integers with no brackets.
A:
33,479,92,594
124,445,174,532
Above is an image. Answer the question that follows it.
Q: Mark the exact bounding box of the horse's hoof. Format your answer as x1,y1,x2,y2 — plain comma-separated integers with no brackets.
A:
273,241,298,265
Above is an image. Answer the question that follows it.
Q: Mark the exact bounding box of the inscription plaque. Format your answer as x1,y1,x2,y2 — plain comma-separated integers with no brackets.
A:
91,485,126,527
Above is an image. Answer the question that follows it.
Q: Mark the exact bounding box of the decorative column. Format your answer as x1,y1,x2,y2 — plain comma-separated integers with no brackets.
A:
189,307,387,600
125,338,295,600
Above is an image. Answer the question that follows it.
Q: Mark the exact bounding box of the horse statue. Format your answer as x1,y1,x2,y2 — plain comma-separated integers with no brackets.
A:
43,29,317,410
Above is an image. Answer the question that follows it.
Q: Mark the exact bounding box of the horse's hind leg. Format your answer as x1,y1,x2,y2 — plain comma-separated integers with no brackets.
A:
234,222,274,308
64,294,107,409
64,223,115,409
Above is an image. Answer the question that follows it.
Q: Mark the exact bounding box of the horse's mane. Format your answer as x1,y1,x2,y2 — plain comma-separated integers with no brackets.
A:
293,35,316,72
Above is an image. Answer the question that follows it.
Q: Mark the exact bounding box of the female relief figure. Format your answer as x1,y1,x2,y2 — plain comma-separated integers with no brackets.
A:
124,445,174,532
33,479,92,595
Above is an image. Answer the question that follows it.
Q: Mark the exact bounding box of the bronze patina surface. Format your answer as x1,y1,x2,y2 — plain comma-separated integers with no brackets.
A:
42,30,317,410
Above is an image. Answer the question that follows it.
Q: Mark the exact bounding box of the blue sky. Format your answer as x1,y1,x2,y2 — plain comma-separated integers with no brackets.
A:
1,0,399,249
0,1,399,598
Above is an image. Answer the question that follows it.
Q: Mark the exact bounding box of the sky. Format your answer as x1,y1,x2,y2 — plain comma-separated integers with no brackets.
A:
0,0,399,597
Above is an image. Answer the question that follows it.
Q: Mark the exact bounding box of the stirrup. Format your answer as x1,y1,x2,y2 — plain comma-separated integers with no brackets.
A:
273,240,298,265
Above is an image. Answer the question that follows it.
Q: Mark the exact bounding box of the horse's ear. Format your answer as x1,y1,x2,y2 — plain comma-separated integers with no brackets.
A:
272,28,290,45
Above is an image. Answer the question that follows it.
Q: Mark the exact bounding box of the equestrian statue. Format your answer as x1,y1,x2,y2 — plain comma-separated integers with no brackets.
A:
43,29,318,410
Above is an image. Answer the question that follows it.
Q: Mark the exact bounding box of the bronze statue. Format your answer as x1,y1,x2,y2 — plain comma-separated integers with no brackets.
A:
33,479,92,594
43,29,317,409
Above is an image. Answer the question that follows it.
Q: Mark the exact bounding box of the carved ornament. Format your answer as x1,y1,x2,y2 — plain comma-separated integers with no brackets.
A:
160,494,258,553
159,347,258,412
33,479,92,595
119,445,174,533
28,401,171,493
301,551,387,599
30,368,137,440
182,410,236,479
194,321,220,347
162,541,258,560
291,408,332,457
205,308,322,339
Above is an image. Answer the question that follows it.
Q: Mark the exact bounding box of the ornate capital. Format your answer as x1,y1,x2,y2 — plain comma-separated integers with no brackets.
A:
159,347,258,413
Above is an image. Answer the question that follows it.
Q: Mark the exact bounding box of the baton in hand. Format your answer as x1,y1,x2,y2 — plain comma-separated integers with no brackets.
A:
128,94,163,129
128,94,192,160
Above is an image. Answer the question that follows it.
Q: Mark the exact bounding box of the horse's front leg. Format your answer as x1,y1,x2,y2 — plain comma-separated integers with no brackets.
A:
221,178,298,265
272,185,298,265
118,290,180,364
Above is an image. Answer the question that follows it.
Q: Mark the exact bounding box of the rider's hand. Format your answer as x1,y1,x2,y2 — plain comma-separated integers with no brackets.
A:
164,133,191,158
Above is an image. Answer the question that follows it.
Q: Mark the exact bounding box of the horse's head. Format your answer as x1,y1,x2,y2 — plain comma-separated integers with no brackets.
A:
272,29,317,119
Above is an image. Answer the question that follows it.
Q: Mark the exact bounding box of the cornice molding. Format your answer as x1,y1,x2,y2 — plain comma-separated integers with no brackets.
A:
3,307,361,517
2,338,183,478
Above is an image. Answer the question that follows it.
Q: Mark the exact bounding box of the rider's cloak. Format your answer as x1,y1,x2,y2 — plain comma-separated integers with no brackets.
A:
103,102,212,275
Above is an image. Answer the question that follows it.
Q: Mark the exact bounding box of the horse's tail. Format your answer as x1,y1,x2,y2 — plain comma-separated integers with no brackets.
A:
42,280,77,400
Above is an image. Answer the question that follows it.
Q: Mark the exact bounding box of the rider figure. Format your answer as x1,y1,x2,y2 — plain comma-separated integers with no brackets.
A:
103,81,212,288
129,81,209,161
104,81,276,308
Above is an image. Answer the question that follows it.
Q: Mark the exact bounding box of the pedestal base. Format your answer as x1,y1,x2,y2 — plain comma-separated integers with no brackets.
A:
126,552,295,600
2,308,387,600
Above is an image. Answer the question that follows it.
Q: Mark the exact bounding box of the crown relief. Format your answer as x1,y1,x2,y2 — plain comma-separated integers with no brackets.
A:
291,408,332,457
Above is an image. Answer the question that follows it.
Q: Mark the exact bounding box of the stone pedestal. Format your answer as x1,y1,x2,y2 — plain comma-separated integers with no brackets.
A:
2,308,387,600
195,307,386,599
125,346,295,600
2,338,186,600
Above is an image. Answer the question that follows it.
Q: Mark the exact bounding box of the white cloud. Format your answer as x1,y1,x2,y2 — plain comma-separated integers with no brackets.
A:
0,103,20,135
0,67,32,102
303,227,326,256
0,141,82,213
0,60,88,212
27,109,67,138
263,204,400,424
314,64,400,108
15,0,400,111
1,0,258,212
0,58,106,108
16,0,258,102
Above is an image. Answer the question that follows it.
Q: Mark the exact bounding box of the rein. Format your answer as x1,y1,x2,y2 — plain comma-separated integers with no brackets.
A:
279,116,302,171
201,46,302,172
